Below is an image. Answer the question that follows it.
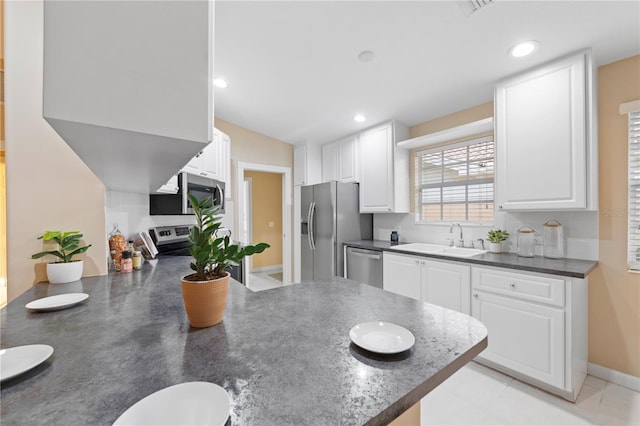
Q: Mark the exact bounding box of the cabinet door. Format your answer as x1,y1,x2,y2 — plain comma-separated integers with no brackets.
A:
322,142,338,182
200,139,220,179
472,291,565,388
156,174,179,193
382,253,421,300
219,131,231,196
422,260,470,315
359,124,393,212
294,145,307,186
182,150,204,175
495,52,588,210
338,136,358,182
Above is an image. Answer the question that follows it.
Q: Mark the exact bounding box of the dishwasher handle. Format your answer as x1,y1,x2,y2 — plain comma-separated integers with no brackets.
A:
348,248,381,260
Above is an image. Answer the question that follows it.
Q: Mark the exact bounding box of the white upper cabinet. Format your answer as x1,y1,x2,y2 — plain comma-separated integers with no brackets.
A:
294,145,308,186
294,143,322,186
338,136,359,182
218,130,232,198
156,175,179,194
321,136,359,183
495,50,596,210
181,128,230,183
359,121,410,213
322,142,338,182
43,1,214,194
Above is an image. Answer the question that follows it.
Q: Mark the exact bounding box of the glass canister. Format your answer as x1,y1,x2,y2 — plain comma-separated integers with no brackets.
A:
543,220,564,259
120,250,133,273
132,251,143,270
108,224,127,271
517,226,536,257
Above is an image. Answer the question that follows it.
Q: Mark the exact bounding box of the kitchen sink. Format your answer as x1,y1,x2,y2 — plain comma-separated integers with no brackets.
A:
388,243,447,254
436,247,487,257
388,243,486,258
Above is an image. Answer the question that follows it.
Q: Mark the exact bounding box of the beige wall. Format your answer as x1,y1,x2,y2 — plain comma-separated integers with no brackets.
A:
215,118,293,167
590,55,640,377
5,0,108,303
214,118,293,275
409,102,494,139
244,171,283,269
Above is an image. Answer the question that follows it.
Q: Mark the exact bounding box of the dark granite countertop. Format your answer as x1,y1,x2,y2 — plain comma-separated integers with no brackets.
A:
1,256,487,425
344,240,598,278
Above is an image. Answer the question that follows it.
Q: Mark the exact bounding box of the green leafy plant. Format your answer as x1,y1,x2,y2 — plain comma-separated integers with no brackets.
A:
487,229,510,243
185,194,270,281
31,231,92,263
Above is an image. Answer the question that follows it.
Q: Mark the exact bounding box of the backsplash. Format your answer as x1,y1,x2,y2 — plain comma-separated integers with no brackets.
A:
374,210,598,261
105,190,233,242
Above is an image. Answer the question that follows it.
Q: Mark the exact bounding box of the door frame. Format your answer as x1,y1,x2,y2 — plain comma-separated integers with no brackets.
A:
242,177,253,273
236,162,292,285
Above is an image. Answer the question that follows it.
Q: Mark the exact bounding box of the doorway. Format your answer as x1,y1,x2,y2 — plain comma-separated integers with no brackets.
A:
236,162,292,289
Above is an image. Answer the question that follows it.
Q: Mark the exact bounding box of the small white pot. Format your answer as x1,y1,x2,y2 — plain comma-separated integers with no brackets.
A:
489,242,503,254
46,260,83,284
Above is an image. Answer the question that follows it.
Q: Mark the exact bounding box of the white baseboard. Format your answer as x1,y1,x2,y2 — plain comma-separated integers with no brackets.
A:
588,363,640,392
252,264,283,273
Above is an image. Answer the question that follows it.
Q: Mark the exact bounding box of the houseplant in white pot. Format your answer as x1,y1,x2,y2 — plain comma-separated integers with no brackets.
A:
487,229,509,254
182,194,269,328
31,231,92,283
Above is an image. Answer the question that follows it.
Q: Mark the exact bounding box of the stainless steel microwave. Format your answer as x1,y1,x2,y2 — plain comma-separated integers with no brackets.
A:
150,172,225,215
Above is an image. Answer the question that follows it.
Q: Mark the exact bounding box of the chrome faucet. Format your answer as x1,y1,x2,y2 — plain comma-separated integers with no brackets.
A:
449,223,464,247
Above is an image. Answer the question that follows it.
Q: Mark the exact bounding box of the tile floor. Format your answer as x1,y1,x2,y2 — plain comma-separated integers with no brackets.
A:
245,269,285,292
244,274,639,425
420,361,640,425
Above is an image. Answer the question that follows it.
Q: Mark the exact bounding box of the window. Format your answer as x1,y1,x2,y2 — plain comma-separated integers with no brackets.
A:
628,109,640,271
416,137,494,223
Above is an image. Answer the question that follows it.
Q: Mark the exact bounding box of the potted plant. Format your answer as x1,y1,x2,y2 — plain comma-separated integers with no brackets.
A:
182,194,269,328
31,231,92,284
487,229,509,253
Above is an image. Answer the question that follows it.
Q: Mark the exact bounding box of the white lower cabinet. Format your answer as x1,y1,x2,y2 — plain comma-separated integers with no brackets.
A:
472,291,564,388
422,260,470,315
382,252,470,314
471,266,588,401
382,252,421,301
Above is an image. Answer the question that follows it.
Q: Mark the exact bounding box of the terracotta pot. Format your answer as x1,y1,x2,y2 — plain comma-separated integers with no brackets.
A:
180,272,230,328
46,260,83,284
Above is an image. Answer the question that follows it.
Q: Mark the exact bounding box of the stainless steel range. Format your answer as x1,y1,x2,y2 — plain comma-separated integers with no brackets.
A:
149,225,193,256
149,225,245,283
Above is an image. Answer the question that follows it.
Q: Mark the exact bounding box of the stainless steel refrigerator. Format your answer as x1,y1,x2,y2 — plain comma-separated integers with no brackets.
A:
301,181,373,281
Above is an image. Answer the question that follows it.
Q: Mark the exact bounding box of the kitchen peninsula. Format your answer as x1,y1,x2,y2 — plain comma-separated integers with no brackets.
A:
1,257,487,425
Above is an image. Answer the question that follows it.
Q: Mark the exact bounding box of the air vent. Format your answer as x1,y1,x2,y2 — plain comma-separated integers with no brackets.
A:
458,0,494,16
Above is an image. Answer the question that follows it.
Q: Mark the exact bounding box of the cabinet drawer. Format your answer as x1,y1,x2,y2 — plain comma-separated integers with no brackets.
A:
472,267,565,307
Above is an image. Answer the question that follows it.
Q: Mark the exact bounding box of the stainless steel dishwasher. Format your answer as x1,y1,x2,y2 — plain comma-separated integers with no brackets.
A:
345,246,383,288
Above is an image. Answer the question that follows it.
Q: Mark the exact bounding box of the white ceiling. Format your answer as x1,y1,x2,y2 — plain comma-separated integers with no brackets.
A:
214,1,640,145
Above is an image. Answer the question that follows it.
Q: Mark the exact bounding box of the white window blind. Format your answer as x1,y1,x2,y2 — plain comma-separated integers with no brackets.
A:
629,110,640,271
416,137,494,223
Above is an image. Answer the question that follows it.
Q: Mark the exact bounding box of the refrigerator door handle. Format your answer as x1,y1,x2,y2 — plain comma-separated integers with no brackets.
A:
306,201,314,250
309,201,316,250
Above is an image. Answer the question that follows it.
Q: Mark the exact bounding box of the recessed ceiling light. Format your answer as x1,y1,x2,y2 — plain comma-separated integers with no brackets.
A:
509,41,539,58
358,51,375,63
213,78,228,88
354,114,366,122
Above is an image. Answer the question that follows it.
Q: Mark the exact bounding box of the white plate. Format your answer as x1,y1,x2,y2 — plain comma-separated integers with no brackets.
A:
113,382,230,426
349,321,415,354
0,344,54,382
25,293,89,312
